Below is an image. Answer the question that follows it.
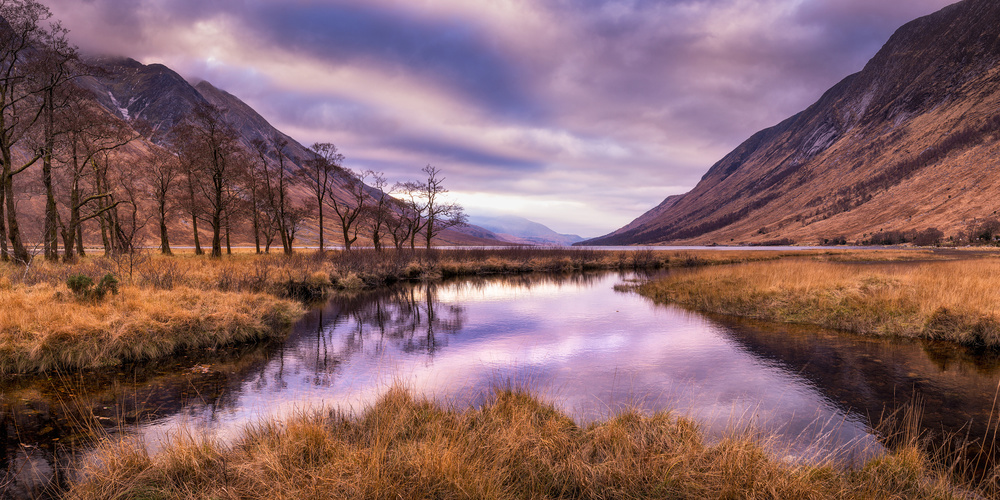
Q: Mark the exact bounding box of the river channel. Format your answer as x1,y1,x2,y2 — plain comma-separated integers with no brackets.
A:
3,270,1000,496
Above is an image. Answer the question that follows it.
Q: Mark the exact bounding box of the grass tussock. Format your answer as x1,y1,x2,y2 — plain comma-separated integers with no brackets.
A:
639,256,1000,347
0,284,303,374
65,387,965,500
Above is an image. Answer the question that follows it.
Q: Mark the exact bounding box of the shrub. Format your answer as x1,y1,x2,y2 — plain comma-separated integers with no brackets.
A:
911,227,944,247
66,273,119,301
864,230,908,246
66,274,94,297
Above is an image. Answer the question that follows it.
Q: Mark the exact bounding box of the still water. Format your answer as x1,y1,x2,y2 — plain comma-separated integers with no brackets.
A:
4,271,1000,496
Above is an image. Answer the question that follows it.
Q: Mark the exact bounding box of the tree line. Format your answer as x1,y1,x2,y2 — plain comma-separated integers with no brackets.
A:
0,0,465,264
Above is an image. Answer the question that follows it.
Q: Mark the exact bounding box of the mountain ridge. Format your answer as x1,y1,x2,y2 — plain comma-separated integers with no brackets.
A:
586,0,1000,246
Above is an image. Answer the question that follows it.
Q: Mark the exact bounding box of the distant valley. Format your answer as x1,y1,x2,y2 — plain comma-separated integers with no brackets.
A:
467,215,584,246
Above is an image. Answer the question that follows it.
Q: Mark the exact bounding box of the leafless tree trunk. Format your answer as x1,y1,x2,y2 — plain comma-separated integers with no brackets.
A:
418,165,466,249
303,142,343,253
328,168,369,251
174,104,240,257
0,0,58,263
57,93,131,259
36,24,76,261
366,171,391,252
146,153,181,255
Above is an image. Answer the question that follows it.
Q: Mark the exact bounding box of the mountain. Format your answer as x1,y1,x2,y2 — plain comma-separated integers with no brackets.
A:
586,0,1000,246
79,56,315,164
468,215,584,246
68,56,503,247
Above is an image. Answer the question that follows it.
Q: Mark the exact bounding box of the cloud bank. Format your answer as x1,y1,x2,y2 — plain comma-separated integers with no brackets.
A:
47,0,956,236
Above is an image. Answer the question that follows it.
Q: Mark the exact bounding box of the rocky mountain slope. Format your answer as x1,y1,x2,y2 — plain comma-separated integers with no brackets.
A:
76,57,326,170
586,0,1000,246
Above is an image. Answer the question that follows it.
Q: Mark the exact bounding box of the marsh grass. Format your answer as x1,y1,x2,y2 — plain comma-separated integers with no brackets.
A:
325,247,791,286
6,248,784,296
0,284,303,374
63,387,970,500
639,256,1000,348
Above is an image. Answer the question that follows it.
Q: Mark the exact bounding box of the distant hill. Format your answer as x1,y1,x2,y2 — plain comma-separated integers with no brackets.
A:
586,0,1000,246
468,215,584,246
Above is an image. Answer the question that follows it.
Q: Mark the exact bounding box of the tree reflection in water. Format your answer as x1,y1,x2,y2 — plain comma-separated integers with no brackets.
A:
288,272,617,383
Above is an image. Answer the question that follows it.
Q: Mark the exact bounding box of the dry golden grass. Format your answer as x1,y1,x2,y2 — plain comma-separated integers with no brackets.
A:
0,247,806,374
66,387,966,500
639,255,1000,347
0,284,303,373
9,248,794,294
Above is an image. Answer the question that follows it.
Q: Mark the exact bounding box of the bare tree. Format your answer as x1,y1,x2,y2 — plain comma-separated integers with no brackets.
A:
285,201,311,248
54,96,134,261
327,167,368,251
107,150,152,255
174,104,241,258
386,202,416,250
270,135,295,254
301,142,343,252
33,19,76,261
175,140,205,255
145,148,182,255
394,180,427,250
366,171,392,251
247,138,271,253
417,165,466,249
92,150,117,254
251,135,296,254
0,0,65,263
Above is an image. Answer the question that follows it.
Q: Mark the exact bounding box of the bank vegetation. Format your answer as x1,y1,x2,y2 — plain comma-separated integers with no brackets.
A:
1,247,788,374
639,254,1000,348
66,387,969,500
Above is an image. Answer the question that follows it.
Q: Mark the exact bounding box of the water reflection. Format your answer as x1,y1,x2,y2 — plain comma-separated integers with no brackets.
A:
1,343,279,498
130,272,879,463
713,315,1000,467
5,271,1000,497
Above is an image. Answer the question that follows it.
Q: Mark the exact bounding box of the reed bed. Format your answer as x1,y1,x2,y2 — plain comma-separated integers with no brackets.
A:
65,387,970,500
639,256,1000,347
5,248,788,295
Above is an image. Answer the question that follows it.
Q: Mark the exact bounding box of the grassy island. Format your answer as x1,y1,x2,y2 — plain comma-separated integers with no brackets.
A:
66,387,965,500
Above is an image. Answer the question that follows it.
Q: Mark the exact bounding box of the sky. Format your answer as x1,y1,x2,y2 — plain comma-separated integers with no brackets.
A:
45,0,957,238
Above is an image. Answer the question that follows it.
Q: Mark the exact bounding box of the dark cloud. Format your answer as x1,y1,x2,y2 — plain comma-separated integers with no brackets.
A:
238,3,542,121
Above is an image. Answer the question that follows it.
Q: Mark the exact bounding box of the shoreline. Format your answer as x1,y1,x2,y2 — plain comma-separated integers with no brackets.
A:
1,248,783,375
